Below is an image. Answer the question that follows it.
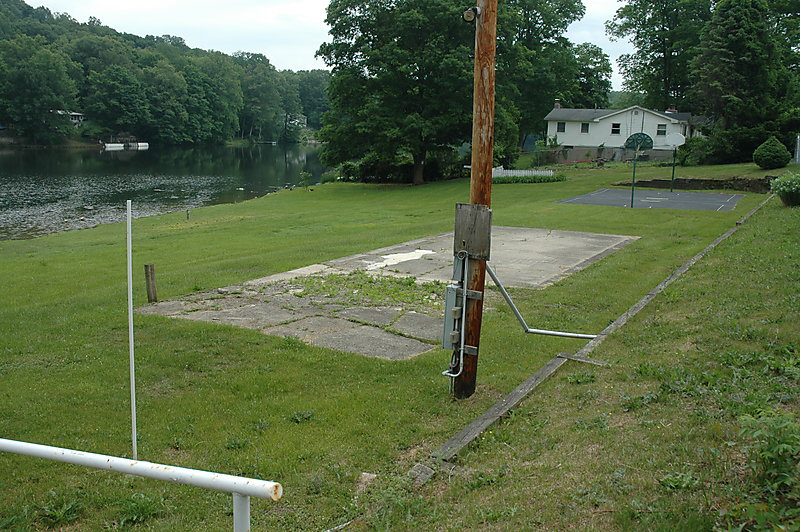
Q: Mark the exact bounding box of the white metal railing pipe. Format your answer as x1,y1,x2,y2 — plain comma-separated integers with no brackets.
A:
485,263,598,340
0,438,282,530
524,327,597,340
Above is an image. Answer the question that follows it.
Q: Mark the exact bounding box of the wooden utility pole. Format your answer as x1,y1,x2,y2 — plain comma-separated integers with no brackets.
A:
454,0,497,399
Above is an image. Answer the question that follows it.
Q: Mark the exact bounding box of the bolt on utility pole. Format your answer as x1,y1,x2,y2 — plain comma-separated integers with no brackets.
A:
454,0,497,399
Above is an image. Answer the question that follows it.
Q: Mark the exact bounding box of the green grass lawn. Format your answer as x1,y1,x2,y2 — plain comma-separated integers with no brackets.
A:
363,193,799,531
0,163,795,530
514,153,798,183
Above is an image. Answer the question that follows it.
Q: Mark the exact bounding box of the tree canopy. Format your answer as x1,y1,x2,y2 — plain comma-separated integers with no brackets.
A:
0,34,77,143
318,0,476,185
610,0,800,163
606,0,712,111
319,0,599,183
0,0,330,145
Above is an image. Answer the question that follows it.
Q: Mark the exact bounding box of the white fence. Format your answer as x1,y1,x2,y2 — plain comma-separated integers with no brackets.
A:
492,168,554,178
0,438,282,531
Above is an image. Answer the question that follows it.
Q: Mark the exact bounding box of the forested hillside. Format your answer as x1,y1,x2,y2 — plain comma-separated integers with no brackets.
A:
0,0,329,144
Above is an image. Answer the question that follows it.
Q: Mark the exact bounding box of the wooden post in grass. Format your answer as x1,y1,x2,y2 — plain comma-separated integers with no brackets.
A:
144,264,157,303
454,0,497,399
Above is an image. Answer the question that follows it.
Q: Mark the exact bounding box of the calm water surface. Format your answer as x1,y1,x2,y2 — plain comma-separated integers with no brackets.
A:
0,144,325,240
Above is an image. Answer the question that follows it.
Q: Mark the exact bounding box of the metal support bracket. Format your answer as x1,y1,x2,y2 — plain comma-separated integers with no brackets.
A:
485,262,598,340
463,345,478,356
456,288,483,301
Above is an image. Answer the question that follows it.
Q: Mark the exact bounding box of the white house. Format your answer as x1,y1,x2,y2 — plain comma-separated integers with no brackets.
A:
543,100,705,160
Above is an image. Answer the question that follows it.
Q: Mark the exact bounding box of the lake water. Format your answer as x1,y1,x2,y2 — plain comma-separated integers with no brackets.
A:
0,144,325,240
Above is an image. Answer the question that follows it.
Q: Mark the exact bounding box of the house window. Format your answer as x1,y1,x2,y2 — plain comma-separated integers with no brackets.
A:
556,122,566,133
581,123,590,134
657,124,667,136
611,123,621,135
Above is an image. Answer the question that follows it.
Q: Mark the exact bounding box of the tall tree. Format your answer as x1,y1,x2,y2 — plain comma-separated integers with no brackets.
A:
496,0,585,143
572,42,612,109
607,0,712,110
690,0,788,161
768,0,800,139
318,0,474,185
233,52,283,141
769,0,800,73
184,54,243,143
83,64,150,137
141,59,190,144
275,70,303,143
295,69,331,130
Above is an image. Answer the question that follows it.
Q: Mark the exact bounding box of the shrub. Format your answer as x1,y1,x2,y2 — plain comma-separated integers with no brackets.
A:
770,172,800,195
770,172,800,206
338,161,359,181
753,136,792,169
678,137,711,166
491,173,566,184
703,125,771,164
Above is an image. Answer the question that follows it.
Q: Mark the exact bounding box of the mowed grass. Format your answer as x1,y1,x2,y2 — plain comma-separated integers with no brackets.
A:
0,163,784,530
350,185,800,530
515,154,799,183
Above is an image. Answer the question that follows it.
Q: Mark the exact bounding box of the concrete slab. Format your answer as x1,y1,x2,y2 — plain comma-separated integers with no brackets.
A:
180,303,296,329
557,188,744,211
311,325,434,360
336,306,403,326
137,226,636,360
264,316,357,338
323,226,636,288
392,311,443,343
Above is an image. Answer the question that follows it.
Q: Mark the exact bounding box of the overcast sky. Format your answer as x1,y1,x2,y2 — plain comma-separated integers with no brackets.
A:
34,0,631,89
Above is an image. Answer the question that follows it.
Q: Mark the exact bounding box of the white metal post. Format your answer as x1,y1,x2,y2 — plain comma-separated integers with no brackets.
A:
126,200,137,460
795,134,799,164
233,493,251,532
0,438,282,530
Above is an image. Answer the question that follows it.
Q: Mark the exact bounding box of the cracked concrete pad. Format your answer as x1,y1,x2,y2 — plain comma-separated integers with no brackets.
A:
392,312,442,342
486,227,635,288
324,226,636,288
177,303,297,329
312,324,435,360
336,306,403,326
263,316,359,341
137,226,635,360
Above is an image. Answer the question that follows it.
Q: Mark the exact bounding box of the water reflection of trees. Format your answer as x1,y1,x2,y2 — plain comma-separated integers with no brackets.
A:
0,145,324,188
0,144,326,239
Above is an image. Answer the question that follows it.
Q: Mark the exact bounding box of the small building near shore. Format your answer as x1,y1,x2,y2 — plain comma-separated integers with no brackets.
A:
54,110,86,127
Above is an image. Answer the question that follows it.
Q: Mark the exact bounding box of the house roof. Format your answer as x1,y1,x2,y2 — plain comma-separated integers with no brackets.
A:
545,105,694,124
543,108,616,122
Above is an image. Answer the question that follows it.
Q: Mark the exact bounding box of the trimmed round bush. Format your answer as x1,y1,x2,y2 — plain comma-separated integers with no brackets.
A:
753,136,792,170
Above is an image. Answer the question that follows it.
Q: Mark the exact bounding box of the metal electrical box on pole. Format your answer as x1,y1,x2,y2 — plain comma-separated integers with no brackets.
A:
449,0,497,399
